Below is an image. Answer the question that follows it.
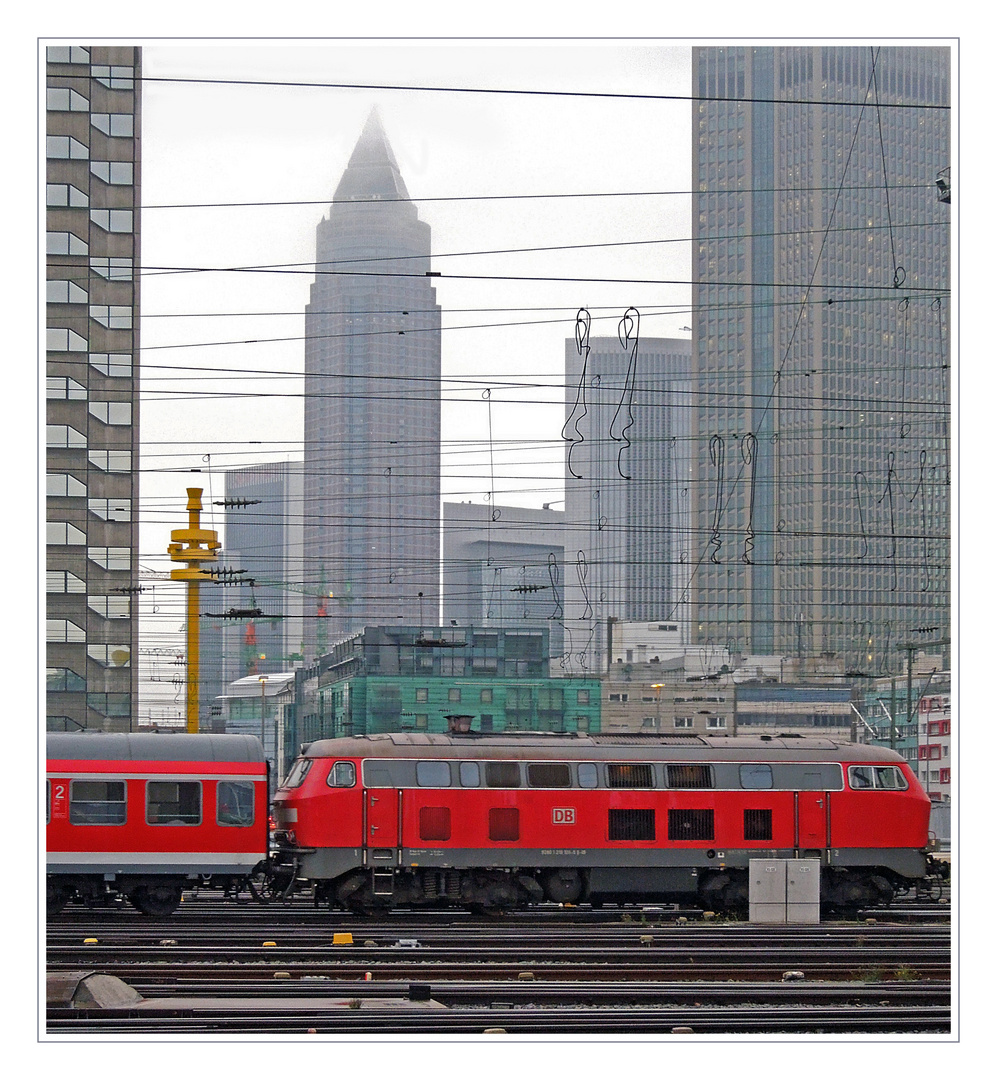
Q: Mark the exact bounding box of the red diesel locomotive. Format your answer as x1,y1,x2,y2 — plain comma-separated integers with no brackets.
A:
46,732,269,915
271,731,939,913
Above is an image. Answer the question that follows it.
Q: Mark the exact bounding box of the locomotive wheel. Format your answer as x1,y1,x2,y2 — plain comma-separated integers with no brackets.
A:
130,883,183,916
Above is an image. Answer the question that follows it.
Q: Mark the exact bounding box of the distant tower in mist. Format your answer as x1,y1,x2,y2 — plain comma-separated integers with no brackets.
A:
303,109,442,658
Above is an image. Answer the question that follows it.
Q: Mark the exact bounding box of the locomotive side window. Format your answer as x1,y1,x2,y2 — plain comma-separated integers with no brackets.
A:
69,779,126,825
459,762,480,787
577,762,598,789
327,761,357,788
744,808,773,841
666,764,713,789
147,781,201,825
485,761,521,788
489,807,520,841
419,806,451,841
416,761,451,787
739,763,773,789
283,758,312,788
527,762,571,788
606,762,654,788
217,781,255,826
608,808,655,841
668,809,714,841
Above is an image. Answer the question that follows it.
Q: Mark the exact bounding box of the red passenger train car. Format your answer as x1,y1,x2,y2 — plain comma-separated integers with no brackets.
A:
271,731,938,913
46,732,269,915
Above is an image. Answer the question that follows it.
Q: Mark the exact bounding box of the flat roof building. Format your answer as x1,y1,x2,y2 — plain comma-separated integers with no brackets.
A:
46,45,142,731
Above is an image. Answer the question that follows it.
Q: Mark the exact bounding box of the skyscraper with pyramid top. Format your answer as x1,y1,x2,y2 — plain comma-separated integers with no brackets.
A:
303,109,441,657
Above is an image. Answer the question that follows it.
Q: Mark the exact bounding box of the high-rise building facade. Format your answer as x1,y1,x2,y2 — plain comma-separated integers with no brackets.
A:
46,45,142,731
303,110,441,658
561,334,693,674
690,46,950,672
442,501,565,660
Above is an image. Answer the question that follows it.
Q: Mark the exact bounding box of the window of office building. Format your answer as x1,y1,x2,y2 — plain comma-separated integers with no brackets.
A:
46,183,88,207
87,546,130,570
88,498,130,522
47,570,86,593
88,450,131,472
47,328,88,352
47,521,86,545
90,160,134,185
89,209,133,234
89,353,132,377
89,305,132,330
47,280,88,304
47,135,88,159
47,377,87,400
89,257,132,281
89,401,131,425
47,87,89,111
91,113,133,138
47,231,88,256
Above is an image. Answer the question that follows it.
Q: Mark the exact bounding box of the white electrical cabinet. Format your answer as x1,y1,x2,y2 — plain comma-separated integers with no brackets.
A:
749,858,820,923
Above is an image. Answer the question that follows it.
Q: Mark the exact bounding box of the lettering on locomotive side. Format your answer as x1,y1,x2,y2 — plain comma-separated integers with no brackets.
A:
540,849,587,856
552,807,576,825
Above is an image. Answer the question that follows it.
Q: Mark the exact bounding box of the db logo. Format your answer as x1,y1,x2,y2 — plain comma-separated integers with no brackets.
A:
552,807,576,825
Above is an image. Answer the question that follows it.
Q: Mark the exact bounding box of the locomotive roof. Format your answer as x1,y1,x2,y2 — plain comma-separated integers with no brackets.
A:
46,732,266,764
300,732,903,764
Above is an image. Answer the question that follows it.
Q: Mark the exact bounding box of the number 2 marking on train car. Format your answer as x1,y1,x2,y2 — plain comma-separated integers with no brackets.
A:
552,808,576,825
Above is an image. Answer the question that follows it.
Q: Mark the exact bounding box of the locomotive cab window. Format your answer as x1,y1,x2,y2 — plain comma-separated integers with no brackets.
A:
848,765,908,791
326,761,357,788
283,758,312,788
147,781,201,825
527,762,571,788
217,781,255,826
607,762,654,788
69,779,126,825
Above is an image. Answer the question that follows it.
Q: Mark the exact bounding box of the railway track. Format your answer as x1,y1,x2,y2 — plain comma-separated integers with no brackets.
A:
46,898,952,1034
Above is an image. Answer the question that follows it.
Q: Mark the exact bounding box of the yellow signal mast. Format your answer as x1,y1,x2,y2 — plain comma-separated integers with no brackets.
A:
168,487,220,733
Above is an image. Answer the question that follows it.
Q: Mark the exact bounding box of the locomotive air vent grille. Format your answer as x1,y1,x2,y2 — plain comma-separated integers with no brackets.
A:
590,735,708,746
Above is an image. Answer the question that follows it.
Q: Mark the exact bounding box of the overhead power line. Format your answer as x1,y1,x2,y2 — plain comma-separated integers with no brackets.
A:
129,73,951,111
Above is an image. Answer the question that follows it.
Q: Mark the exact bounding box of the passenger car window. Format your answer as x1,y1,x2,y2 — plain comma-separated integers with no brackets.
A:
69,780,126,825
327,761,357,788
147,781,201,825
459,761,480,787
217,781,255,826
